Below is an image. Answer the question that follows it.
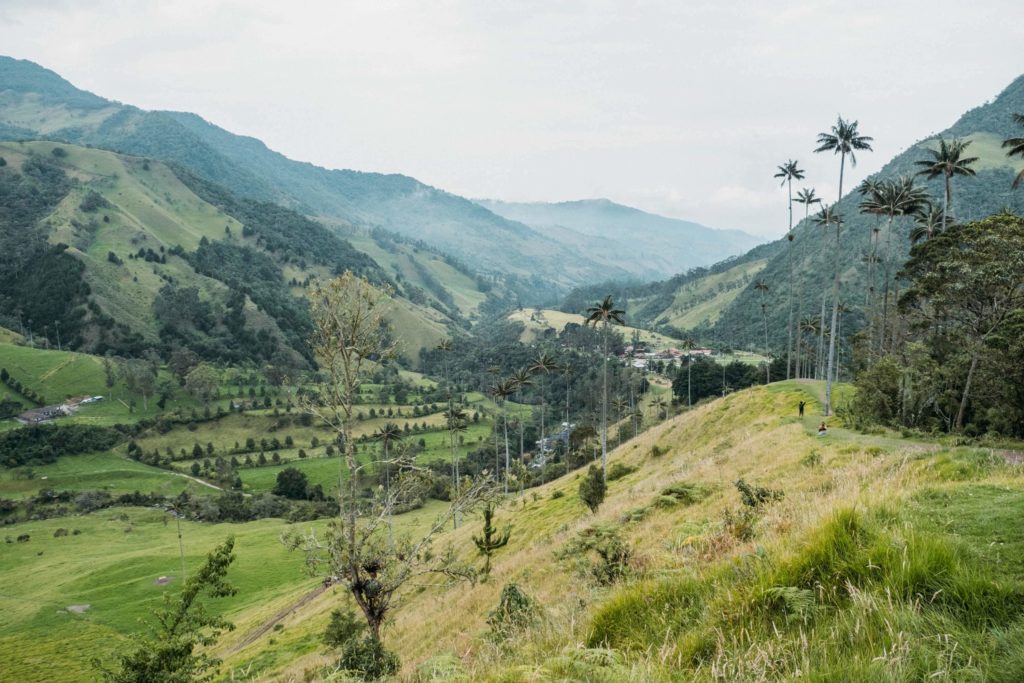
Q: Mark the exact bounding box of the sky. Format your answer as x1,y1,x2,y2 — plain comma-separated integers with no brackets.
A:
1,0,1022,238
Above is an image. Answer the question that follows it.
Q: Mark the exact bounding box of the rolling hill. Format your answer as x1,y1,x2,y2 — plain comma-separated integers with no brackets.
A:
478,198,763,281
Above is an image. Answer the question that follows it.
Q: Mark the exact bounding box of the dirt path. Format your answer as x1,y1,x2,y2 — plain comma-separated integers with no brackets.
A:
167,471,222,491
226,584,329,655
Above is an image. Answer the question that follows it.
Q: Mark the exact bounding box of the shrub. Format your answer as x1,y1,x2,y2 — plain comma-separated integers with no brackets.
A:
606,462,636,481
658,482,711,507
579,465,606,514
487,583,538,639
800,451,822,467
734,479,784,508
337,637,400,680
558,524,632,585
551,490,565,500
323,608,365,649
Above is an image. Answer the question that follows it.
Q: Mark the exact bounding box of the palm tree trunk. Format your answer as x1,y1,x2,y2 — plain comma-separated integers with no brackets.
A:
761,300,770,383
955,350,979,432
687,356,692,408
824,221,842,417
786,179,795,380
942,172,951,232
817,293,827,380
601,322,609,481
879,215,895,353
502,401,510,494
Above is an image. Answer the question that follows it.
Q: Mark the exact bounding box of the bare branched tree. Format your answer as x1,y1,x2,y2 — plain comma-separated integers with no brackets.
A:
288,272,494,643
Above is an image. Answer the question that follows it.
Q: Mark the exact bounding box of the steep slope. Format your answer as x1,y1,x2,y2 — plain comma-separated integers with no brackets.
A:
0,56,629,298
478,198,763,280
0,141,452,366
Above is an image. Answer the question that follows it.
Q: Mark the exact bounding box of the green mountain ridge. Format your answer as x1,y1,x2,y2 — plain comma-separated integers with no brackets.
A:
0,141,454,366
561,74,1024,353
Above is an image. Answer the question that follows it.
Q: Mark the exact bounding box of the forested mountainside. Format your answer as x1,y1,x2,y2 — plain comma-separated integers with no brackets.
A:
559,74,1024,350
0,141,461,367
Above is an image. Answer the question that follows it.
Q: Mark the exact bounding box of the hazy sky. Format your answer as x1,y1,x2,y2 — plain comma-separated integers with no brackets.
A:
2,1,1022,237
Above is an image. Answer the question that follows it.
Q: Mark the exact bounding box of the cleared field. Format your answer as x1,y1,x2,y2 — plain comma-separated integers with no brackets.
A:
509,308,681,349
0,450,209,500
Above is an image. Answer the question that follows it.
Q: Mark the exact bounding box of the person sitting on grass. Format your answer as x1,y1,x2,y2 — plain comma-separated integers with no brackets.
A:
817,422,828,436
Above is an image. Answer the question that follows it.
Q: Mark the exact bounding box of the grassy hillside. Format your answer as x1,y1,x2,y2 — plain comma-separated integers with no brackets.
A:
6,380,1022,681
0,141,459,366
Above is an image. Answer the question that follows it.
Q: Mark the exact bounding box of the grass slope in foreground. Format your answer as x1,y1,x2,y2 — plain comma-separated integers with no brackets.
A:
4,381,1024,681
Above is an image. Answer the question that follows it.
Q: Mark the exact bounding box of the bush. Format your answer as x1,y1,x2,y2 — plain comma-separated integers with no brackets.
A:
337,637,400,680
658,482,711,507
323,608,365,649
579,465,606,514
558,524,632,585
735,479,784,508
551,490,565,500
606,462,636,481
487,583,538,639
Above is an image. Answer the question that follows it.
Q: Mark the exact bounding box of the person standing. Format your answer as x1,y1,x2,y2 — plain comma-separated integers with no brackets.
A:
798,400,806,417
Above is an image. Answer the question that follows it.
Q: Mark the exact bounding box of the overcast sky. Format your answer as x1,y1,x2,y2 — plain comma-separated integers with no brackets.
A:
2,1,1022,237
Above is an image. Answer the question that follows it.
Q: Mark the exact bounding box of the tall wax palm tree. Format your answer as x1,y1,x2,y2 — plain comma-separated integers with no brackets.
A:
910,203,945,245
797,317,820,380
584,295,625,481
914,138,978,231
862,177,929,353
680,337,696,407
610,395,628,446
775,160,805,380
444,405,468,528
1003,113,1024,189
372,421,403,539
815,116,874,203
510,368,533,460
528,351,559,454
489,379,517,494
811,204,846,415
651,395,668,421
794,187,822,220
754,280,771,382
857,178,886,309
815,116,873,416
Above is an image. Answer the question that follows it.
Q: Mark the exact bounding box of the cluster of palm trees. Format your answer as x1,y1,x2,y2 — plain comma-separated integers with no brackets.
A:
486,350,563,494
773,108,1024,416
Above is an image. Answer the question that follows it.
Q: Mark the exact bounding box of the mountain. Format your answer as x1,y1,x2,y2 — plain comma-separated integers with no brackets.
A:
0,56,647,298
477,198,763,280
0,140,455,366
561,74,1024,351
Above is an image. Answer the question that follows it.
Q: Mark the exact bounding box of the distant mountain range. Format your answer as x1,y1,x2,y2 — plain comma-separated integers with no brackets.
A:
476,198,762,281
0,56,757,298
